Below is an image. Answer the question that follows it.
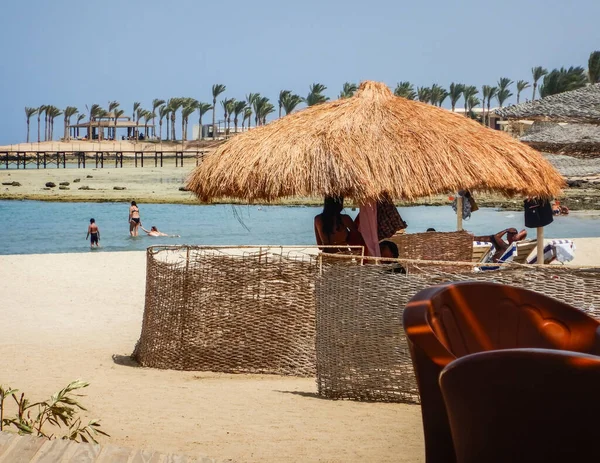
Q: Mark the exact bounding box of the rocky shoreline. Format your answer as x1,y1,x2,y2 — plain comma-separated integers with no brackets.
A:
2,166,600,210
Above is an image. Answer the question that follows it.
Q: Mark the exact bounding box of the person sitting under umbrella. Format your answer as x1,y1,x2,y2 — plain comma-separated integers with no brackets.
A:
314,196,363,253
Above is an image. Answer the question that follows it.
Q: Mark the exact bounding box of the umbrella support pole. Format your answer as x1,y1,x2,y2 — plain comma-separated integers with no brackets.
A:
456,196,463,231
537,226,544,265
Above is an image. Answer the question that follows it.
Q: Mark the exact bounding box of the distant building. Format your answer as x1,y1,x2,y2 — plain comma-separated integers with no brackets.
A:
69,113,154,141
451,107,503,130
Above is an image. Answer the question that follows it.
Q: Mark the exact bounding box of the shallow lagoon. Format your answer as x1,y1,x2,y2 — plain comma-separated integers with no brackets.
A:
0,200,598,255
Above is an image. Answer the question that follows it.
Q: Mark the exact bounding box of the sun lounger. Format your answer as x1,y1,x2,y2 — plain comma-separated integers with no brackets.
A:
527,239,576,265
472,241,494,263
478,239,537,270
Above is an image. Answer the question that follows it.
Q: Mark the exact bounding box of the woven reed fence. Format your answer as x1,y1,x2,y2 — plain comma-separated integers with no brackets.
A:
133,244,600,406
389,231,473,273
133,245,322,376
315,257,600,404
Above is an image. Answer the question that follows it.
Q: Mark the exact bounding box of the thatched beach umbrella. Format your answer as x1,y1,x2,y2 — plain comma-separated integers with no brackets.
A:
187,81,564,261
496,84,600,124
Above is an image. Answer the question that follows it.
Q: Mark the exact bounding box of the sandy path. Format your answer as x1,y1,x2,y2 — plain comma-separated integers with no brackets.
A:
0,252,424,463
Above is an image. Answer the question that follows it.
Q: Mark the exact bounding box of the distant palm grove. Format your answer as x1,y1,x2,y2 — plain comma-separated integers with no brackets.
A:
24,50,600,143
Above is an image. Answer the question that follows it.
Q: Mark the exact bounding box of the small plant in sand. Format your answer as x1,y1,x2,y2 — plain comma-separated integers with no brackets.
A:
0,379,108,443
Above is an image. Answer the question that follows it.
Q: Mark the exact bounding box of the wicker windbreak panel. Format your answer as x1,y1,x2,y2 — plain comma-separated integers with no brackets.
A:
389,231,473,273
134,246,320,376
315,260,600,404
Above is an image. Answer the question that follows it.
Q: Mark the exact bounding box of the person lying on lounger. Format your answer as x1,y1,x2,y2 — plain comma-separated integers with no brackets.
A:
474,228,527,262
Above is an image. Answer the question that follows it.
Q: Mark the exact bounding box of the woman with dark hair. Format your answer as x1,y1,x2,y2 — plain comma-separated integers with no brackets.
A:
129,201,141,236
314,196,361,253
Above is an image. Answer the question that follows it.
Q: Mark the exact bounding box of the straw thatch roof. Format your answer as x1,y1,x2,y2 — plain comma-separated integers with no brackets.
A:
495,84,600,124
187,81,564,203
520,121,600,158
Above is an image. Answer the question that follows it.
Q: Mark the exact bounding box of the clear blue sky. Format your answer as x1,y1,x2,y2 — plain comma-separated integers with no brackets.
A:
1,0,598,144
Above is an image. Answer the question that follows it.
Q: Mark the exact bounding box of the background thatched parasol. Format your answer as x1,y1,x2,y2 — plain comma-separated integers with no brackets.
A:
187,81,563,204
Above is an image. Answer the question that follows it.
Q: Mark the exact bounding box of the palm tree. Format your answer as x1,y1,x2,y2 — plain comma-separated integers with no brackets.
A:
143,110,155,138
257,100,275,125
220,98,235,136
107,101,119,139
132,102,141,124
87,103,101,140
448,83,464,111
25,107,37,143
417,86,432,103
486,86,498,122
211,84,226,139
181,103,197,141
136,107,146,140
394,82,416,100
158,105,169,141
62,106,78,140
540,67,587,98
462,86,478,115
278,90,291,118
253,96,272,126
168,98,183,141
245,93,259,128
164,101,171,141
179,98,198,141
96,108,108,140
76,114,85,138
113,108,124,140
531,67,548,101
43,106,50,141
242,107,252,130
37,105,46,143
588,51,600,83
196,102,212,139
339,82,357,99
47,107,62,140
516,80,531,104
151,99,165,137
282,93,303,115
481,85,493,126
305,83,328,106
496,77,514,108
232,100,247,134
467,95,481,119
430,84,448,106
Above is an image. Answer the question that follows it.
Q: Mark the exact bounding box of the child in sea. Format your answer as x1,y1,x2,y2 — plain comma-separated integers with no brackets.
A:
86,218,100,247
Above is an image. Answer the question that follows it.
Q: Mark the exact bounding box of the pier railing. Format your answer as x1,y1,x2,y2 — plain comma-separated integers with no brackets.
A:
0,150,207,169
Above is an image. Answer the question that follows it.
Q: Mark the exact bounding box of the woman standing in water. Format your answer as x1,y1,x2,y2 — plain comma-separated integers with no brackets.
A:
129,201,141,236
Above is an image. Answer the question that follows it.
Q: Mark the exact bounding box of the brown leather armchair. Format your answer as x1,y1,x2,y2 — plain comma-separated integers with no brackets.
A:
440,348,600,463
403,281,600,463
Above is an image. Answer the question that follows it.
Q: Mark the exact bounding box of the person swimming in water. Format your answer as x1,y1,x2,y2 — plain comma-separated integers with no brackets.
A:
86,218,100,247
141,225,179,237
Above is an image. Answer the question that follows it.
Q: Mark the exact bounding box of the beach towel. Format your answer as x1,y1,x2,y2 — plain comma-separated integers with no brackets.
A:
358,200,380,257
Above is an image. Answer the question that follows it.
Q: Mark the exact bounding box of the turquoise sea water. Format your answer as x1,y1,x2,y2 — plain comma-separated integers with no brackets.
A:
0,200,599,255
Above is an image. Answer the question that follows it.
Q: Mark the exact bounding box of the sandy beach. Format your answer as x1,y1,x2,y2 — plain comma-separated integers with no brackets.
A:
0,251,424,463
1,239,599,461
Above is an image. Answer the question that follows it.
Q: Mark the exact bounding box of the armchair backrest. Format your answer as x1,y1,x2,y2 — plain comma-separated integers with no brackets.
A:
403,281,600,463
440,348,600,463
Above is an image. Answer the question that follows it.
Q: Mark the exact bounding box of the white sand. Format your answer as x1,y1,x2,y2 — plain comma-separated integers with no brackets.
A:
0,251,424,463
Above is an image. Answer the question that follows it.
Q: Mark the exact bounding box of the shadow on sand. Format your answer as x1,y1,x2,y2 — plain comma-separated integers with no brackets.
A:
112,353,140,367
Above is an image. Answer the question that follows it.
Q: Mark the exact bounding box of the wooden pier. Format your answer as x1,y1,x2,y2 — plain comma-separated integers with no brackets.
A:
0,431,231,462
0,151,206,169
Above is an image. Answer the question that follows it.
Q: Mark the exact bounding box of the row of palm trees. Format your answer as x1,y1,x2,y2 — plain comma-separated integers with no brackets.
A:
23,82,331,143
25,51,599,143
